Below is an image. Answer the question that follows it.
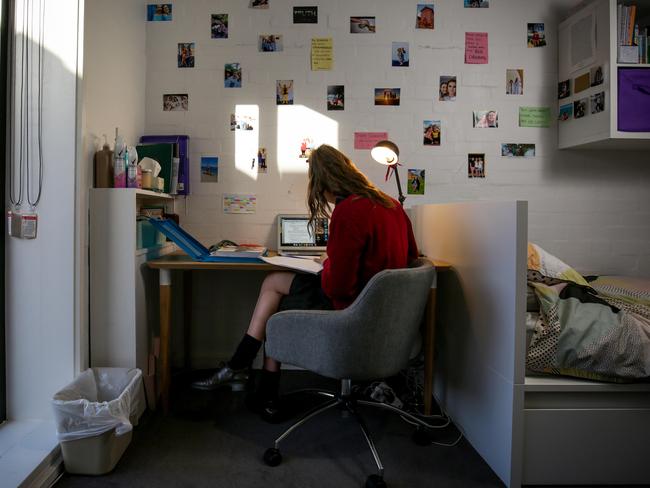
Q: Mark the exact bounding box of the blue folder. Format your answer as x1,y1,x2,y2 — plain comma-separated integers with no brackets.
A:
148,218,264,263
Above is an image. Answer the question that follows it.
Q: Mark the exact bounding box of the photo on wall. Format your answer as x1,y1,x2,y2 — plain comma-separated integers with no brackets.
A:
558,103,573,121
527,23,546,47
392,42,409,67
506,69,524,95
407,169,425,195
254,148,268,173
230,114,255,130
327,85,344,110
147,4,172,21
163,94,188,111
374,88,401,106
416,4,434,29
200,157,219,182
574,98,588,119
574,72,590,93
293,6,318,23
177,43,195,68
468,154,486,178
464,0,489,7
276,80,294,105
225,63,242,87
558,79,571,99
501,143,535,157
423,120,441,146
590,65,604,86
259,35,283,52
350,17,376,33
473,110,498,128
299,138,314,158
439,76,457,100
591,91,605,114
211,14,228,39
250,0,269,9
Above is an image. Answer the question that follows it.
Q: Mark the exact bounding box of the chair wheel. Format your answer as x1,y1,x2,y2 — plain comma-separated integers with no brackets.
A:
365,474,387,488
412,427,431,446
263,447,282,467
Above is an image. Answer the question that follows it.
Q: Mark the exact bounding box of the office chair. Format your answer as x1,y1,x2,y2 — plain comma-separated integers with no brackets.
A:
262,258,436,488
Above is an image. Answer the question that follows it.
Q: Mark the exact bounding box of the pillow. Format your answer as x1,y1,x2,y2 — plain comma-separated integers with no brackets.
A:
527,243,588,286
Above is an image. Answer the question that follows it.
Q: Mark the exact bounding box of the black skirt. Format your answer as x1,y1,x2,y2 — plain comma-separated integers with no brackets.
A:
277,273,333,312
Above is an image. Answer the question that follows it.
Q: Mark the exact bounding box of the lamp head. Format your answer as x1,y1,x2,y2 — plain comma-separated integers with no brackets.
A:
371,140,400,166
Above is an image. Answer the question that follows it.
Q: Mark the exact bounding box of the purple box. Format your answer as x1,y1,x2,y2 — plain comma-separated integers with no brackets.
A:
618,68,650,132
139,135,190,195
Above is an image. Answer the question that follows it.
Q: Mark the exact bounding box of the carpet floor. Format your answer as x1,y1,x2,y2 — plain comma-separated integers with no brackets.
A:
56,371,505,488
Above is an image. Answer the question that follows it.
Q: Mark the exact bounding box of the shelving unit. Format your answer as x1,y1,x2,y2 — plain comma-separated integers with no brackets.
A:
89,188,175,371
558,0,650,149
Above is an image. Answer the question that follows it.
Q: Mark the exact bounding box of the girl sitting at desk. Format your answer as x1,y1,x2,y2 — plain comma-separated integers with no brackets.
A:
192,144,418,419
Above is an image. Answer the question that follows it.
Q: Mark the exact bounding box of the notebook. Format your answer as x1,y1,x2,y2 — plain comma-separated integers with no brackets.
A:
148,218,264,263
277,214,328,256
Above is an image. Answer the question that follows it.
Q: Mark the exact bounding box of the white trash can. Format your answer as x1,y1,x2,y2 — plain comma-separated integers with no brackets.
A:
52,368,146,475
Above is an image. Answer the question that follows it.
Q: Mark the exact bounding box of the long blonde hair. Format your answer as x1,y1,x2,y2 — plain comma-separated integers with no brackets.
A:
307,144,394,226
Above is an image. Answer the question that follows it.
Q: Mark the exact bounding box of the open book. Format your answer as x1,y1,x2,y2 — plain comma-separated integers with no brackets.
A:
260,255,323,274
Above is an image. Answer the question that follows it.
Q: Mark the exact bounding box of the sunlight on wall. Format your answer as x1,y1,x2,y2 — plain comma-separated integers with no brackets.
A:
276,105,338,175
234,104,260,181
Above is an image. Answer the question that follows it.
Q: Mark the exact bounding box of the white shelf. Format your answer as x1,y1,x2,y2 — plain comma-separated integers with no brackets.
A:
136,188,174,200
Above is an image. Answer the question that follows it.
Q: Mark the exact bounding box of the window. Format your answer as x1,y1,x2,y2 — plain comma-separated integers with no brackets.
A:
0,0,11,422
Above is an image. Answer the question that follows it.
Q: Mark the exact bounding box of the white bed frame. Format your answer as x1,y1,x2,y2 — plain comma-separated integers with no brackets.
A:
411,201,650,487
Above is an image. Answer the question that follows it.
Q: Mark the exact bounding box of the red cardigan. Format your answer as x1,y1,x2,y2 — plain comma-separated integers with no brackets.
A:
321,195,419,310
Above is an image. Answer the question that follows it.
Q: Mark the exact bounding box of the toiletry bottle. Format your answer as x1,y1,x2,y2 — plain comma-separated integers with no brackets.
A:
127,148,138,188
113,128,126,188
170,144,180,194
94,134,114,188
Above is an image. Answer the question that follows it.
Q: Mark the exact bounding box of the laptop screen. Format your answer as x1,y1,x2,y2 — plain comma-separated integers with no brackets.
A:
277,214,328,253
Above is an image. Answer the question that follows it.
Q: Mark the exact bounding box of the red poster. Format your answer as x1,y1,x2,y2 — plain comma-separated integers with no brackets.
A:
465,32,488,64
354,132,389,150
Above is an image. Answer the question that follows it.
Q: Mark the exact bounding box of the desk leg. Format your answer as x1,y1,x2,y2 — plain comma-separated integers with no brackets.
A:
183,271,192,371
423,287,437,416
159,269,172,415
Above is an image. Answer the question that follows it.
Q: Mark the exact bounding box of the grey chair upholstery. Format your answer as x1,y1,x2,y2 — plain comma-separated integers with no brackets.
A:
263,258,436,488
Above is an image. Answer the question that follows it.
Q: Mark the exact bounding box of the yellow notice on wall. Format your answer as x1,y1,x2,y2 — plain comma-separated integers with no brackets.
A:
311,37,333,71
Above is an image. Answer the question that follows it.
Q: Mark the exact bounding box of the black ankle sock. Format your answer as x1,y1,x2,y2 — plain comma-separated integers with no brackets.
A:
228,334,262,370
259,369,281,401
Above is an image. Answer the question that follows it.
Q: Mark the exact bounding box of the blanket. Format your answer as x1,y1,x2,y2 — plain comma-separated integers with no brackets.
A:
526,243,650,382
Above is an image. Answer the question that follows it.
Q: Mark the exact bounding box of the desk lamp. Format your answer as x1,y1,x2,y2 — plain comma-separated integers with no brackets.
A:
371,140,405,206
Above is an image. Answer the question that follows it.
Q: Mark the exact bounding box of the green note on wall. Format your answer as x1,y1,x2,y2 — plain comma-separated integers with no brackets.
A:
519,107,551,128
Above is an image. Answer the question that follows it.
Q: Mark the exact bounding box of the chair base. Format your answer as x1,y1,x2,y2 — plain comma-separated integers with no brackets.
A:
263,379,433,487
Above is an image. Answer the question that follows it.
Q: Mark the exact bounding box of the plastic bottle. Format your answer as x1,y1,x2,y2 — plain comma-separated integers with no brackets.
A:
94,135,114,188
127,149,138,188
170,144,180,194
113,128,126,188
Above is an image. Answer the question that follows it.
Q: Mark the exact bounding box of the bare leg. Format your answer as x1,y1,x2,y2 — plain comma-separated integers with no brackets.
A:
249,272,294,373
247,271,295,340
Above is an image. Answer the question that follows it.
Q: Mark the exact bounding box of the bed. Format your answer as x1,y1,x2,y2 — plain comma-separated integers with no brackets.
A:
410,201,650,487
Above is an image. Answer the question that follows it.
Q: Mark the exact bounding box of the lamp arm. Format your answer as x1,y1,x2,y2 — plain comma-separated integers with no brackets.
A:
391,163,406,206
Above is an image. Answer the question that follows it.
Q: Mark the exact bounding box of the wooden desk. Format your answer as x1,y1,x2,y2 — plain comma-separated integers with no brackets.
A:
148,251,450,415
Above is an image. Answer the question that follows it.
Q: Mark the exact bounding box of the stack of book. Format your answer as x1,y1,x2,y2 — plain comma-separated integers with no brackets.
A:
210,244,268,259
617,2,649,63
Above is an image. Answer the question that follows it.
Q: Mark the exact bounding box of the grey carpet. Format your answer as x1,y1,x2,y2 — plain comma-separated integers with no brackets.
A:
56,371,504,488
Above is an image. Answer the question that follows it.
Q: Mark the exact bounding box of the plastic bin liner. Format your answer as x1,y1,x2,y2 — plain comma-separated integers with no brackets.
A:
52,368,143,442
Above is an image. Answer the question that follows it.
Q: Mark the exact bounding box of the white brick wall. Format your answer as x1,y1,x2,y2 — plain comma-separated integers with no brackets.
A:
144,0,650,283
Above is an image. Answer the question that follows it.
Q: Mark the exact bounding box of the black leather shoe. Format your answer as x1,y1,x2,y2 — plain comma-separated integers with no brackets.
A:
191,362,248,391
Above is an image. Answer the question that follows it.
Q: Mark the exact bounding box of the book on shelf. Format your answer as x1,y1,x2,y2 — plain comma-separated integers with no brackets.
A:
210,244,268,258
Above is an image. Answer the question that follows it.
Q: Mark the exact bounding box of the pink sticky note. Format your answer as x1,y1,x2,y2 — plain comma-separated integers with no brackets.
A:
354,132,389,150
465,32,488,64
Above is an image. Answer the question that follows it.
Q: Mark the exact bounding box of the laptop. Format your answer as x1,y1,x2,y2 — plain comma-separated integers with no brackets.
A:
148,218,264,263
277,214,328,256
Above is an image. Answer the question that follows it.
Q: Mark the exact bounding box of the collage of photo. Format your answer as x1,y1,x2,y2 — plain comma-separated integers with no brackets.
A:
558,64,606,122
151,2,552,185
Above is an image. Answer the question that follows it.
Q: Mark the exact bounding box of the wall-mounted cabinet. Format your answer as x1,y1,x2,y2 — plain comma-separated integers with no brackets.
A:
559,0,650,149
